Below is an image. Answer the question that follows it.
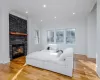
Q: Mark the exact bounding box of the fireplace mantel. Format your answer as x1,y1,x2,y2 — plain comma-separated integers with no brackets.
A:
10,32,27,36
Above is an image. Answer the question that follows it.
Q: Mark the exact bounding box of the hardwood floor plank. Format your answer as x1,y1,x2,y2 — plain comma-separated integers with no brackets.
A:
0,54,99,80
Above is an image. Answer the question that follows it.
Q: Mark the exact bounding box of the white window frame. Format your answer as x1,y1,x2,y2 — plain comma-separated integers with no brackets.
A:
47,30,55,44
34,30,39,44
55,29,65,44
65,29,76,45
46,29,76,45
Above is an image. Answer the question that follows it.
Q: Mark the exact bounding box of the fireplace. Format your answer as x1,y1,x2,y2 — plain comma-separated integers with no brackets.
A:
12,44,25,59
9,14,27,60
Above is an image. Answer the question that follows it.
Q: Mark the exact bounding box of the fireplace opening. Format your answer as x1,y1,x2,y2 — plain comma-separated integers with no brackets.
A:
12,44,25,59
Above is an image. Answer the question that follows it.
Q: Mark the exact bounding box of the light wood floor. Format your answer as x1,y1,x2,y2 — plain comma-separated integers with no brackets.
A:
0,54,100,80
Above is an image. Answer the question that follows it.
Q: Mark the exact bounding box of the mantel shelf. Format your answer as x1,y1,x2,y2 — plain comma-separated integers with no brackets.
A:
10,32,27,36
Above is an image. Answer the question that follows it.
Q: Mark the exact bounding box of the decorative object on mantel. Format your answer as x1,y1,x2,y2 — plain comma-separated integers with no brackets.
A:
10,32,27,36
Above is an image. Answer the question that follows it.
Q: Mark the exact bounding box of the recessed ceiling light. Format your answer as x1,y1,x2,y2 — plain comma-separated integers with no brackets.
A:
54,16,57,19
26,11,28,14
73,13,75,15
41,20,43,22
43,4,47,8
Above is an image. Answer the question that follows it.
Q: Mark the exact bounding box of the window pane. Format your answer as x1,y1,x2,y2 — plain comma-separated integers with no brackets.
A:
56,30,64,43
66,29,75,44
47,30,54,43
35,30,39,44
35,30,39,37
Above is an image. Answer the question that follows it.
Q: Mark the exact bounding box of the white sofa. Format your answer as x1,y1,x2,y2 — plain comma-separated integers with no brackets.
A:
26,47,73,77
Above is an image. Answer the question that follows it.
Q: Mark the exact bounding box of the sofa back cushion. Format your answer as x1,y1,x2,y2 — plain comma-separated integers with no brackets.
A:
45,44,58,51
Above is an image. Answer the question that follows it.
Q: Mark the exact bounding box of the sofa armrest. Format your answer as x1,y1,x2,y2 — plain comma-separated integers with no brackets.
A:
65,57,73,68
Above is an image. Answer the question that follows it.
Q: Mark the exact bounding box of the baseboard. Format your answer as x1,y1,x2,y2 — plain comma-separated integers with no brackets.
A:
97,64,100,78
0,60,10,64
74,53,86,55
87,55,96,59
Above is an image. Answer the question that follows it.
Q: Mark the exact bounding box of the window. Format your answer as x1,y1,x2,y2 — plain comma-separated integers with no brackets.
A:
66,29,75,44
47,29,75,44
47,30,54,43
34,30,39,44
56,30,64,43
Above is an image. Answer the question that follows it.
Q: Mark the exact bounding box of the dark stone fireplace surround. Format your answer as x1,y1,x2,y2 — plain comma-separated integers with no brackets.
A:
9,14,27,60
10,35,27,60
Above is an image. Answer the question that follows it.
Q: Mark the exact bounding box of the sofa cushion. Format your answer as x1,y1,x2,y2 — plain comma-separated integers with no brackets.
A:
59,48,73,61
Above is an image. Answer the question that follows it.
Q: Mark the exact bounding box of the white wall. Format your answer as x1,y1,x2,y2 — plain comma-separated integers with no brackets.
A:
87,5,97,58
28,17,42,54
97,0,100,77
41,17,87,55
0,1,97,63
0,6,10,63
10,11,28,20
0,3,42,63
9,12,42,54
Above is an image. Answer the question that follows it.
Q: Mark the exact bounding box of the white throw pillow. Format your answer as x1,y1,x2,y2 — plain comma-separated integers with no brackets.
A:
59,48,73,61
56,50,63,57
49,44,58,50
44,44,58,51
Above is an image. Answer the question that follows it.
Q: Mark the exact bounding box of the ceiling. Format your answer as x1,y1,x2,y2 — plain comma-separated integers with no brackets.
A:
2,0,97,24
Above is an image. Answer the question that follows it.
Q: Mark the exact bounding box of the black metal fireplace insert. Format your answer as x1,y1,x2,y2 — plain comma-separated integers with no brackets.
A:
12,44,25,59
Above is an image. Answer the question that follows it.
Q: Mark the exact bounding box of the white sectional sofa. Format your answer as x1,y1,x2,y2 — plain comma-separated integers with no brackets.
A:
26,46,73,77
